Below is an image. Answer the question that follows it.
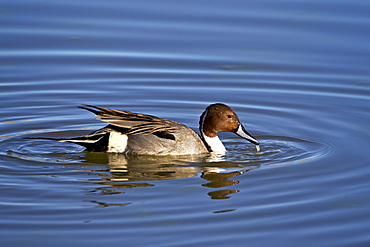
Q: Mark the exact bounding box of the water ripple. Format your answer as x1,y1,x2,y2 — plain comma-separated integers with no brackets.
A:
0,128,333,179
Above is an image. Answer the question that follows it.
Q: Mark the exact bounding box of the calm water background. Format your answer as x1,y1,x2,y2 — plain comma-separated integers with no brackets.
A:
1,0,370,246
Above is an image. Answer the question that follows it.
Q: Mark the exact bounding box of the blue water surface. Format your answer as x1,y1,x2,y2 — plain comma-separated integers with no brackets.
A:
1,0,370,246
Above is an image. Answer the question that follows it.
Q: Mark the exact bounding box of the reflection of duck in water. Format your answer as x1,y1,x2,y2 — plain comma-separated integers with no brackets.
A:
85,151,260,201
28,103,260,155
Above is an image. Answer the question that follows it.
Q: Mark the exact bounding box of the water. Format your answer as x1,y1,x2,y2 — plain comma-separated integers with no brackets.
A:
1,0,370,246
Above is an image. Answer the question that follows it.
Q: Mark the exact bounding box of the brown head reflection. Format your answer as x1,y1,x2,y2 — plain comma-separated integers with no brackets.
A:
201,171,242,199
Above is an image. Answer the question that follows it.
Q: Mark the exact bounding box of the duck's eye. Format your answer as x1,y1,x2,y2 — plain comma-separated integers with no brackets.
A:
227,115,233,118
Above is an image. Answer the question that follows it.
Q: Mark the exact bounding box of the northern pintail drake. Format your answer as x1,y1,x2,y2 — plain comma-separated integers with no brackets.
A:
31,103,260,155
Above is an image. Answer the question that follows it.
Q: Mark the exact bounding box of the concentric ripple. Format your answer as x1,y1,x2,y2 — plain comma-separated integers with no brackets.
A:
0,128,333,174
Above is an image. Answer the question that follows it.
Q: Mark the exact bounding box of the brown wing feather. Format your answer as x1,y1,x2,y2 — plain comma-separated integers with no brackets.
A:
79,105,181,135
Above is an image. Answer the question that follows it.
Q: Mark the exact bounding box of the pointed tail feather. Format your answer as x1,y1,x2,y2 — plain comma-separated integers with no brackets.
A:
23,136,70,142
23,135,109,152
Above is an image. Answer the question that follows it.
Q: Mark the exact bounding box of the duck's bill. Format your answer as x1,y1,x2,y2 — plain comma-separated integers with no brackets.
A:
235,125,260,145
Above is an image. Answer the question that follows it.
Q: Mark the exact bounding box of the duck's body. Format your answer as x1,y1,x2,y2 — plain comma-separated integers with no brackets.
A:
64,118,208,155
30,103,259,155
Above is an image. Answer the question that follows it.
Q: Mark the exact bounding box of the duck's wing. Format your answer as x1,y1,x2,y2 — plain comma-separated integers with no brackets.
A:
79,105,181,136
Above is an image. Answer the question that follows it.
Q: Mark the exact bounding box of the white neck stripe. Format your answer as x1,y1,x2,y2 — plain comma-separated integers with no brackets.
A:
199,109,207,134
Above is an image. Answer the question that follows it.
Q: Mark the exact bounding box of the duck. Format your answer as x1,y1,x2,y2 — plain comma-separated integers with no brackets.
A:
29,103,260,155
